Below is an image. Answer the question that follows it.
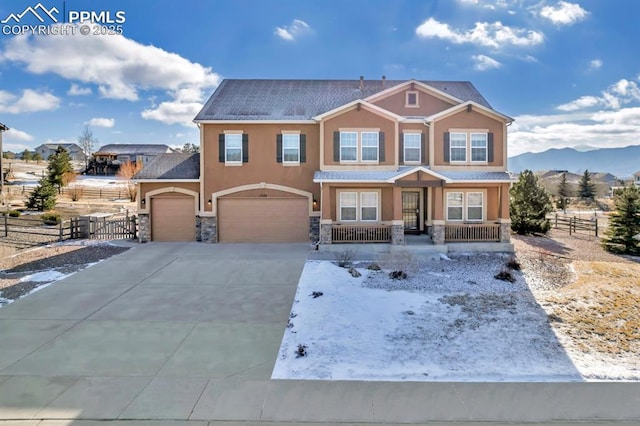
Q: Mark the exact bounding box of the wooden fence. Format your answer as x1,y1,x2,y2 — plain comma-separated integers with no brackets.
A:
444,223,501,242
550,214,598,236
5,185,132,200
332,224,392,243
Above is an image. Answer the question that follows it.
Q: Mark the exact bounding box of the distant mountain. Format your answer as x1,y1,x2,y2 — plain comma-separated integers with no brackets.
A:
508,145,640,178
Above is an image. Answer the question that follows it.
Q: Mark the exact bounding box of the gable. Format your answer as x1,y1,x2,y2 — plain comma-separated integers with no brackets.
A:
371,85,457,117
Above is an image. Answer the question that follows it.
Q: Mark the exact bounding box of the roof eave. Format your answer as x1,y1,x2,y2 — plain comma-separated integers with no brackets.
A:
133,178,200,183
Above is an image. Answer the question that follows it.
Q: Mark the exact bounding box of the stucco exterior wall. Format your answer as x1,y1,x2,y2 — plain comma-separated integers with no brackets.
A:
371,87,456,117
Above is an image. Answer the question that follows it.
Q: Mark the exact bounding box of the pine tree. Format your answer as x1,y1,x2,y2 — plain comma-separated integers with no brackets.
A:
510,170,552,235
602,186,640,255
47,146,74,193
556,173,571,211
26,178,57,211
578,169,596,200
21,149,32,162
33,152,43,164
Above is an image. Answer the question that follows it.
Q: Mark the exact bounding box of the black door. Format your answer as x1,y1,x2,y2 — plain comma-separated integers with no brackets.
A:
402,192,420,233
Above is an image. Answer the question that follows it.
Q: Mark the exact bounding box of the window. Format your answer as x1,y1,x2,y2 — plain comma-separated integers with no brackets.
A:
361,132,379,162
403,133,421,163
225,134,242,163
406,91,419,107
339,192,357,221
447,192,464,221
340,132,357,162
282,133,300,163
471,133,487,162
450,133,467,162
360,192,378,221
467,192,483,221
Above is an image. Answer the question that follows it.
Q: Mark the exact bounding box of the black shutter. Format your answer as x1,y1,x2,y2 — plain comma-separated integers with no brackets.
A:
242,134,249,163
399,133,404,164
443,132,450,163
300,134,306,163
333,131,340,162
487,132,494,163
218,134,225,162
276,134,283,163
378,132,385,162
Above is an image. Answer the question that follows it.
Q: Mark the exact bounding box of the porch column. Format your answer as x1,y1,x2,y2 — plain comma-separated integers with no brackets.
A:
432,219,445,245
319,219,332,244
321,183,332,220
392,186,402,220
391,186,404,244
499,183,510,218
432,187,444,220
497,218,511,243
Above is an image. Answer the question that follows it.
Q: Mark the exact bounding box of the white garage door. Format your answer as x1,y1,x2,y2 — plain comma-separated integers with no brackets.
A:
151,196,196,242
218,197,309,243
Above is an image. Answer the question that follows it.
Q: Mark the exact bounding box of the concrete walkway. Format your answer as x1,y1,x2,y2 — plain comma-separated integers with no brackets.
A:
0,242,638,425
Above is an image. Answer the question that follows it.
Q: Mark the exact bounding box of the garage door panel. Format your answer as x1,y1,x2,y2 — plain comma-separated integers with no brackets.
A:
151,196,196,242
218,198,308,243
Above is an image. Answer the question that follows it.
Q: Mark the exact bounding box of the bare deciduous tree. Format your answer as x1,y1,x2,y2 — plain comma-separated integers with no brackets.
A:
78,125,98,170
116,160,143,201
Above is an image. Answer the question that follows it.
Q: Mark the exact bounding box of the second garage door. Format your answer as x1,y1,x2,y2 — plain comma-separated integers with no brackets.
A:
218,197,309,243
151,196,196,242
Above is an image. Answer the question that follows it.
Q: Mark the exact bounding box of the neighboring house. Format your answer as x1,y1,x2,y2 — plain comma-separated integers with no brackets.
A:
34,143,86,161
136,78,514,247
90,144,173,175
634,171,640,187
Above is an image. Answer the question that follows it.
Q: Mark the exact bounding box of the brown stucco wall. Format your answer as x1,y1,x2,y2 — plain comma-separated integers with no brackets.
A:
372,88,456,117
138,182,200,209
433,109,505,167
202,123,320,212
323,107,396,166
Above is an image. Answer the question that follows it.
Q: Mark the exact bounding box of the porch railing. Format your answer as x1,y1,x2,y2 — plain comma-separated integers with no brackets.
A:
445,223,500,242
332,224,392,243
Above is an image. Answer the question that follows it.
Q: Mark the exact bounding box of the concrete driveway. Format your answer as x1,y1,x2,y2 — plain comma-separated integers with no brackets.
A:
0,242,638,425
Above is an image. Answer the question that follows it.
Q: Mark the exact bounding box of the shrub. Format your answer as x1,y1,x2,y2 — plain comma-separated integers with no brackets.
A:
295,344,308,358
41,211,61,224
367,262,381,271
506,256,521,271
494,268,516,283
8,210,20,217
389,270,407,280
334,248,354,267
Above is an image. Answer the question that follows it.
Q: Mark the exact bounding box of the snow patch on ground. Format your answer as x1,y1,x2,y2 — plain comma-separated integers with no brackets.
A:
19,270,70,283
272,256,590,382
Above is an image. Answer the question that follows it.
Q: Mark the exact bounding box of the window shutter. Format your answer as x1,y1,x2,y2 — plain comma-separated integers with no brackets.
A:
333,131,340,162
487,132,494,163
218,134,225,162
276,134,283,163
242,134,249,163
378,132,385,162
399,133,404,164
443,132,450,163
421,133,426,164
300,134,306,163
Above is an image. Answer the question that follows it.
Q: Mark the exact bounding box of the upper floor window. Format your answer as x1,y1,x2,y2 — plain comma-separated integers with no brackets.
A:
449,133,467,162
282,133,300,163
406,91,419,108
471,133,488,162
225,134,242,163
340,132,358,162
403,133,421,163
361,132,379,162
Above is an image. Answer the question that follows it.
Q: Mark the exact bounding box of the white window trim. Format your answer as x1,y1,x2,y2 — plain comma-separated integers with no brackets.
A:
466,192,484,222
339,191,358,222
446,192,464,222
338,130,381,164
449,132,467,163
360,192,379,222
470,133,488,163
282,133,300,165
360,132,379,163
225,134,243,165
405,91,419,108
403,132,422,164
445,190,485,222
339,131,358,163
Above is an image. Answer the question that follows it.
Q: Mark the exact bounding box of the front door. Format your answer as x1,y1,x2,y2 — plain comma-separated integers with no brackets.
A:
402,191,420,234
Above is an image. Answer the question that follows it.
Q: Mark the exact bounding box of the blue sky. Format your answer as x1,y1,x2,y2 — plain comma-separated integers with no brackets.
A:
1,0,639,156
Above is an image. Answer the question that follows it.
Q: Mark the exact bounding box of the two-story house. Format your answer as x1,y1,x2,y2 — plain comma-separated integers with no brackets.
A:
135,78,514,247
90,144,174,175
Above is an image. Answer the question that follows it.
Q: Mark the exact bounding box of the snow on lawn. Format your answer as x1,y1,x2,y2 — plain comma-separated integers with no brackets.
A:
272,256,584,382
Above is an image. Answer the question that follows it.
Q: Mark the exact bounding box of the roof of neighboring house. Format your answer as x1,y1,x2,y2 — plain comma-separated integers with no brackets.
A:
195,79,492,121
133,153,200,180
313,167,514,183
36,143,82,151
94,144,172,155
0,122,7,131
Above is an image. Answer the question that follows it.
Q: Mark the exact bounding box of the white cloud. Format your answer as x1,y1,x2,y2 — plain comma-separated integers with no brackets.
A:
0,89,60,113
275,19,311,41
415,18,543,49
508,107,640,156
472,54,502,71
87,117,115,128
555,78,640,113
589,59,602,70
3,127,34,142
539,1,588,25
67,83,91,96
0,24,220,125
557,95,600,111
141,101,203,126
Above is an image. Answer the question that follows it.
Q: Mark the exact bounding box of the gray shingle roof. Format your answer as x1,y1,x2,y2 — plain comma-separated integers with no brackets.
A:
314,168,513,183
134,153,200,180
195,79,492,121
95,144,172,155
0,122,7,131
